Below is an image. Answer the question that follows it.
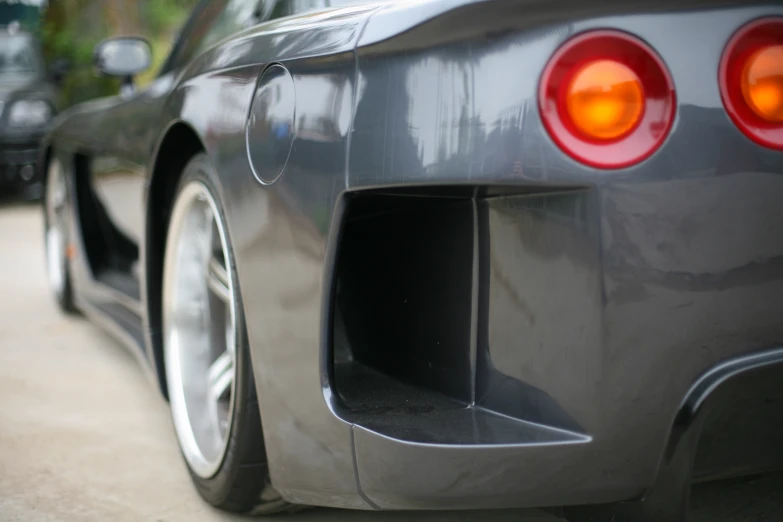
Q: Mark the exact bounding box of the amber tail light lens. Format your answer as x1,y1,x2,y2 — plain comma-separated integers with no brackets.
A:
567,60,644,140
539,30,676,169
720,18,783,150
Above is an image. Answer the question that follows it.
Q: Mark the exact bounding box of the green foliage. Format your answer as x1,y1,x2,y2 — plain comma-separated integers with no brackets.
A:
41,1,107,106
137,1,196,86
143,0,193,35
41,0,200,108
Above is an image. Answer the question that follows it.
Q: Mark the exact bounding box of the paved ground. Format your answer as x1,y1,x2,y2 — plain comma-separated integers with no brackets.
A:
0,203,780,522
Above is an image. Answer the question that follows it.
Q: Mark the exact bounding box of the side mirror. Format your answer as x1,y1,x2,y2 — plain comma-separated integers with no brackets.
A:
49,58,71,85
93,37,152,92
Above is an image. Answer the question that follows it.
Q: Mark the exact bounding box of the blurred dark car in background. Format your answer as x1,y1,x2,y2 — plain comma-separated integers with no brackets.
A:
0,23,63,199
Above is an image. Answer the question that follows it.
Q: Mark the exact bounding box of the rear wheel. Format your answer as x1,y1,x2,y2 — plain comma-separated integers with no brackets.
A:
44,158,78,314
162,154,289,514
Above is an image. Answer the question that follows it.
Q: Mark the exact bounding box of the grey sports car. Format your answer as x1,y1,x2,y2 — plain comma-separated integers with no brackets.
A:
40,0,783,520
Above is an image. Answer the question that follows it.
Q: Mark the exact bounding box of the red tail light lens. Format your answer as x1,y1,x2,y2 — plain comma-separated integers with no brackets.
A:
539,30,676,169
719,18,783,150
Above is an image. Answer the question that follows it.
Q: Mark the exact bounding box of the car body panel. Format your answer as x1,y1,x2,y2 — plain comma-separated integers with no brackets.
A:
161,6,379,505
344,1,783,509
40,0,783,517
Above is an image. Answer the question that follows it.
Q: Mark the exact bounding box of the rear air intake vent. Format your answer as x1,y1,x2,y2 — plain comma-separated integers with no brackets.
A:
330,186,593,446
333,189,475,408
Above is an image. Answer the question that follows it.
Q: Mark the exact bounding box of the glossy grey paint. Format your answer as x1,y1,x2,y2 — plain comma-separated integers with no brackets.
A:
246,64,296,185
41,0,783,518
345,2,783,511
564,347,783,522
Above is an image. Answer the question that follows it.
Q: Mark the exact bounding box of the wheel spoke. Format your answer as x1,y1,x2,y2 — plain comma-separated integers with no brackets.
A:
169,301,205,331
207,256,231,303
207,351,233,400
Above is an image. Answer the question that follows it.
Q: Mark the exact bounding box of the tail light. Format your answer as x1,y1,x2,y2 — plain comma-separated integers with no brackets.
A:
539,30,676,169
719,17,783,150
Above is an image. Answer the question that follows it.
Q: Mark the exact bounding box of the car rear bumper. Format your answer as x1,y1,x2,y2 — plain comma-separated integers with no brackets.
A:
564,347,783,522
322,5,783,514
326,178,783,518
0,140,43,197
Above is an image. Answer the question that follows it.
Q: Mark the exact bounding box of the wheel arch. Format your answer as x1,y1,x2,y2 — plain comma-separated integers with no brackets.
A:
145,121,205,398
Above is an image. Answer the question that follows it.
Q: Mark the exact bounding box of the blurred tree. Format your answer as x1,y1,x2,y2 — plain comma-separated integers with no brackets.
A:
104,0,141,36
41,0,200,107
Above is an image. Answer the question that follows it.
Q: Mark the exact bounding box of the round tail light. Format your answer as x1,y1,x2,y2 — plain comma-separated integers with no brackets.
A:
539,30,676,169
719,17,783,150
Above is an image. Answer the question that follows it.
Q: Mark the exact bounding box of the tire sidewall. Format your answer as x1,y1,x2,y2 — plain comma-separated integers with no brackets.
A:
43,158,77,313
165,154,277,509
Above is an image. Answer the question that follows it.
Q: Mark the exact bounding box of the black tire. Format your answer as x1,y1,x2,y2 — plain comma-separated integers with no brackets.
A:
164,154,292,515
43,157,79,315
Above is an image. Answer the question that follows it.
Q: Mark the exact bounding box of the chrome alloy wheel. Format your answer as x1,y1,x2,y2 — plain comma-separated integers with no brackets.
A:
163,181,237,479
45,161,67,295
